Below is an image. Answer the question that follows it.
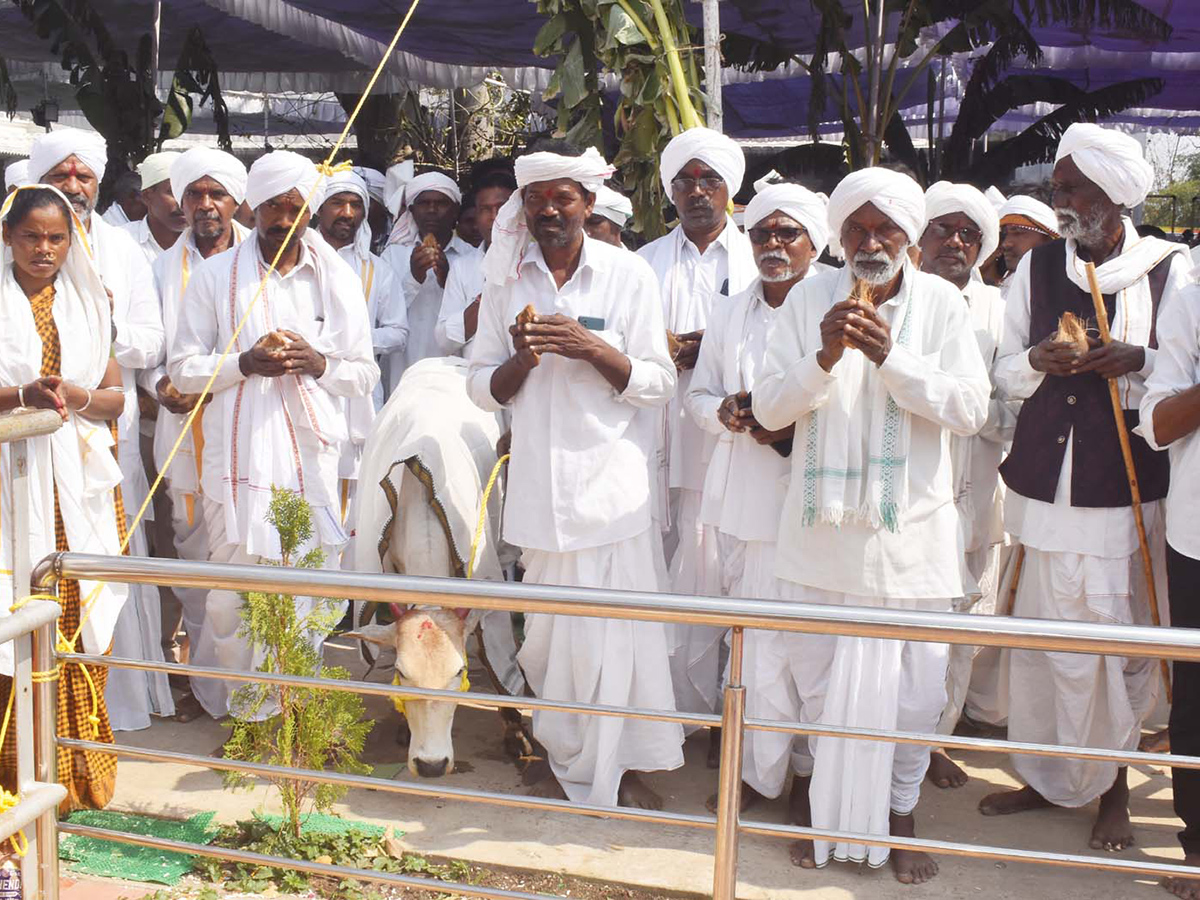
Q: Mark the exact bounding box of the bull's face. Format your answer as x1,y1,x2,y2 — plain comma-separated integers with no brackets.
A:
347,607,469,777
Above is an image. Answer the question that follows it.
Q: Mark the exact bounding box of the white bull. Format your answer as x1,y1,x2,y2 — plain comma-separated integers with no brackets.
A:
348,358,526,778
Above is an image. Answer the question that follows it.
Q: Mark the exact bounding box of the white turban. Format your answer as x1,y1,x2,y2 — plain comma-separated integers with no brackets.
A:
355,166,387,206
985,186,1006,211
28,128,107,184
170,147,248,206
744,181,830,259
593,184,632,227
660,126,746,202
1055,123,1153,209
136,151,180,190
245,150,318,211
999,194,1059,237
386,171,463,246
826,168,925,257
484,147,615,287
4,160,29,191
923,181,1000,266
317,169,372,259
384,159,414,218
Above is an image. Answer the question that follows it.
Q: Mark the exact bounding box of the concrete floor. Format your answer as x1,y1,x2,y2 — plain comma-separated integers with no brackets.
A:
97,635,1188,900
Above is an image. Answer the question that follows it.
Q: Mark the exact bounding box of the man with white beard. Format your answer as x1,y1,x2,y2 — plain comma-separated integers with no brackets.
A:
638,127,756,733
148,147,250,721
753,167,990,884
28,128,170,732
685,180,829,815
982,123,1190,851
168,151,378,719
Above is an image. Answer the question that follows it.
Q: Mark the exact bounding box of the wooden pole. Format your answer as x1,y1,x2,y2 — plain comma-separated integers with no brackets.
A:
1083,261,1172,701
1001,545,1025,617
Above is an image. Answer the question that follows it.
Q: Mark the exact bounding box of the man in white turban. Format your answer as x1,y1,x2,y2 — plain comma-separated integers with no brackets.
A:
381,170,468,395
167,149,379,719
584,184,632,247
314,168,407,507
30,127,169,733
684,179,829,812
4,159,28,194
915,182,1018,788
638,127,756,743
124,151,185,263
983,124,1190,851
435,166,516,356
466,139,681,810
997,194,1059,295
753,166,990,883
140,147,251,721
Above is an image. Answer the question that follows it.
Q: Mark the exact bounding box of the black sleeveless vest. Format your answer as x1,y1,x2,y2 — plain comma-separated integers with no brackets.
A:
999,240,1173,508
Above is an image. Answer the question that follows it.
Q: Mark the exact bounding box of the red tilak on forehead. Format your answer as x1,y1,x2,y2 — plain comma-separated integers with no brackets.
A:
66,162,79,177
682,162,711,178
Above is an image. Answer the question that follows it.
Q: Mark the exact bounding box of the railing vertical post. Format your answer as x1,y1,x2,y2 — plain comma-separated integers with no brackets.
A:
32,618,58,900
712,625,745,900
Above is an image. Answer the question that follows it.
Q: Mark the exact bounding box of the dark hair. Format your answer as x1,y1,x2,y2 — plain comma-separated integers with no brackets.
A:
112,169,142,196
5,187,73,233
474,169,518,194
524,137,584,158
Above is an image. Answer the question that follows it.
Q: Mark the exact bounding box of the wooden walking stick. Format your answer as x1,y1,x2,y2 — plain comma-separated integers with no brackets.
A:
1000,545,1026,617
1083,261,1172,701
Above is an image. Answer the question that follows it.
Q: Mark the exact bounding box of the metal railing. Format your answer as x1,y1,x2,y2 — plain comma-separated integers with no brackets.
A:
30,550,1200,900
0,409,66,900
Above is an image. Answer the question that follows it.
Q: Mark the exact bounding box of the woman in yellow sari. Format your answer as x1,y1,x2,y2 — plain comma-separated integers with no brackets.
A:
0,185,129,811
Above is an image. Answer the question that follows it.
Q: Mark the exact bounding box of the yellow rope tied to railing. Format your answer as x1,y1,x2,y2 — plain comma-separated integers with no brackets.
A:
65,0,425,651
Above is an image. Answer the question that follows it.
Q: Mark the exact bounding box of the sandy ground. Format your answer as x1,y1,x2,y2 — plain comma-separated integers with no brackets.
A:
95,634,1188,900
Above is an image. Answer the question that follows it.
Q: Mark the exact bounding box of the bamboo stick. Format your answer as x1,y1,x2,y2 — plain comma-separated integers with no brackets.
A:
1001,545,1025,618
1083,261,1172,702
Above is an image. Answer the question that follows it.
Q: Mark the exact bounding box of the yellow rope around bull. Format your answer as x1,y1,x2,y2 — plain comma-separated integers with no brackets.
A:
5,0,425,821
67,0,425,650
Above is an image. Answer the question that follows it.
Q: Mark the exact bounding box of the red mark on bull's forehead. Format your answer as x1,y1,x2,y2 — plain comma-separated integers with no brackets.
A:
418,619,434,638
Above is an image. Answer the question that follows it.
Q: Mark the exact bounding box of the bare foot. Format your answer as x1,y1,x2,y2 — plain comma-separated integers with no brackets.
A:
979,784,1053,817
788,776,816,869
1140,728,1171,755
1163,852,1200,899
173,691,205,723
707,726,723,769
889,811,938,885
926,750,969,789
705,781,763,815
524,766,568,801
618,772,663,810
1090,769,1134,852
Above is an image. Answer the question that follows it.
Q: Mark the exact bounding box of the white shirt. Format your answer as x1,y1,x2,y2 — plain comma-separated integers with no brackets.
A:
685,279,793,543
168,237,379,512
994,235,1189,557
1140,280,1200,559
89,215,165,519
332,240,408,410
122,217,171,265
753,265,990,599
638,219,757,494
435,244,486,356
101,203,131,228
466,236,676,553
382,233,476,392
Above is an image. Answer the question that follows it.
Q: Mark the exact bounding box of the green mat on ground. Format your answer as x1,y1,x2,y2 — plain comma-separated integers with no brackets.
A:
60,810,218,885
253,811,388,837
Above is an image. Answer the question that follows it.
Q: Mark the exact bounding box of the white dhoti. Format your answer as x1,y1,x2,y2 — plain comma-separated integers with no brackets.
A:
1008,546,1159,807
939,540,1004,734
190,497,346,719
665,487,727,716
789,588,950,869
964,542,1024,728
733,541,813,799
518,527,685,807
105,521,175,730
168,487,213,656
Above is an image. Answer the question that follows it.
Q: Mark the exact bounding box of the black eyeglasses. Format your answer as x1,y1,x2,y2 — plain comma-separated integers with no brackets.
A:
671,174,726,195
929,221,983,246
748,226,807,246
